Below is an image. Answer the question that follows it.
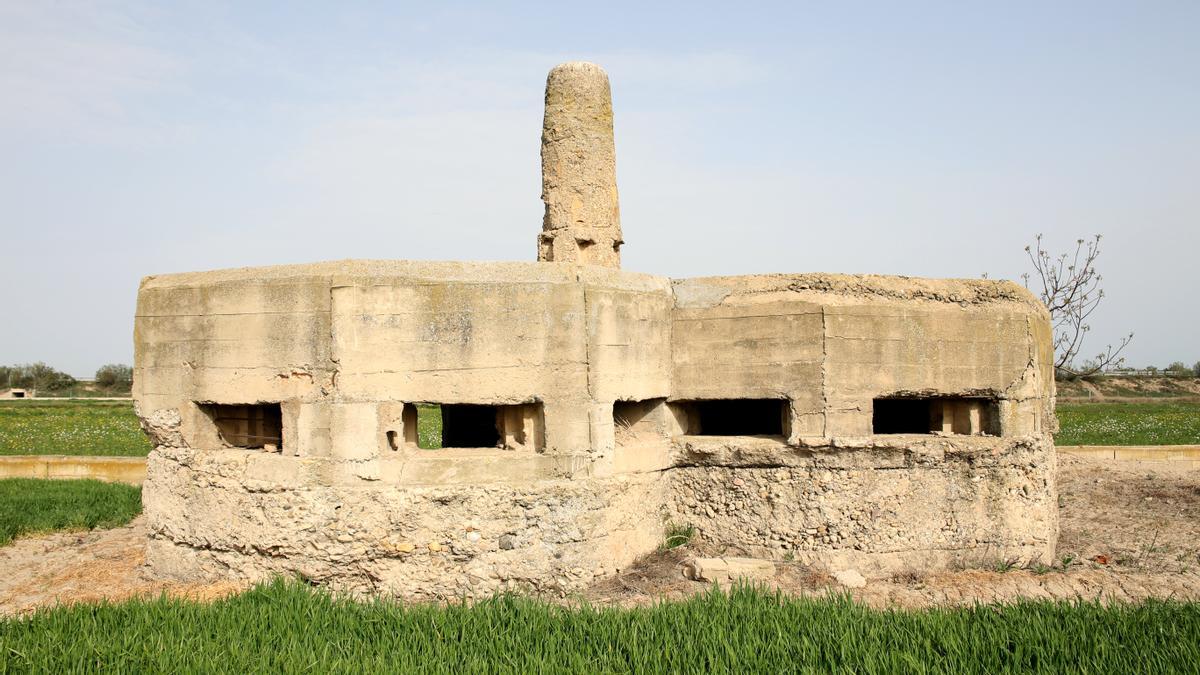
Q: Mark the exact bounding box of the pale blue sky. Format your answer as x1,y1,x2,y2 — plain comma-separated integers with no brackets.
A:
1,1,1196,377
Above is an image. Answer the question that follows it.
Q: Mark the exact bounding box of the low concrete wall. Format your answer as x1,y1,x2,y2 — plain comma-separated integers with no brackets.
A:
0,456,147,484
1059,445,1200,468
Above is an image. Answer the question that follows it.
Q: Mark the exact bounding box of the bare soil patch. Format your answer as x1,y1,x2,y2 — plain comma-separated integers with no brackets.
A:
2,454,1199,615
0,518,243,617
1057,376,1200,402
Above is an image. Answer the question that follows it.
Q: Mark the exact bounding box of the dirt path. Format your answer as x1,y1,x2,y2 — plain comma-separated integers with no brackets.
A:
2,454,1198,616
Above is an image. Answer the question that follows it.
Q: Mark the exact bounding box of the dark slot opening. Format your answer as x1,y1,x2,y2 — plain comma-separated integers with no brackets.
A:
871,398,932,434
411,402,543,450
872,396,999,435
440,404,501,448
199,403,283,450
679,399,787,436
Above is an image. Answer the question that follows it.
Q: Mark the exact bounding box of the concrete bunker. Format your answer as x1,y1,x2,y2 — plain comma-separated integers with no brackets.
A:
133,61,1057,599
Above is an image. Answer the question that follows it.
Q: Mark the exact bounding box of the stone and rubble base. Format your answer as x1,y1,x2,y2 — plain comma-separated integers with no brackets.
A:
143,434,1055,598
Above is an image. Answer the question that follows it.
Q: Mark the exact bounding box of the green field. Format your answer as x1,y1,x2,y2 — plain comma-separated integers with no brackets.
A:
1055,401,1200,446
0,478,142,546
0,581,1196,673
0,400,151,456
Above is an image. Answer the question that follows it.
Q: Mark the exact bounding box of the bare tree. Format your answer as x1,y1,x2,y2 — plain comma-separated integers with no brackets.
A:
1022,234,1133,379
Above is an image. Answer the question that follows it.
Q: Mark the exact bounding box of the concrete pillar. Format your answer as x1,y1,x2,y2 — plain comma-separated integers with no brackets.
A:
538,62,623,267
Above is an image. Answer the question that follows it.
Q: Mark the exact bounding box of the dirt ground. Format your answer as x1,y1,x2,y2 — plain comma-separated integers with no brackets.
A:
1057,375,1200,401
2,454,1199,616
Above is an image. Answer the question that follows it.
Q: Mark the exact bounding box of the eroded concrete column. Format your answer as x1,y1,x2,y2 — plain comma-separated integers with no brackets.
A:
538,61,623,267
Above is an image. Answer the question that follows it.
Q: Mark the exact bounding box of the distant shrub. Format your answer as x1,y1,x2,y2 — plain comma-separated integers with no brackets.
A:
94,364,133,390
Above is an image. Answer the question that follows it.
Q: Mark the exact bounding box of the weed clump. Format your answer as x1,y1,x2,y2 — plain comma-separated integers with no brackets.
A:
661,522,695,550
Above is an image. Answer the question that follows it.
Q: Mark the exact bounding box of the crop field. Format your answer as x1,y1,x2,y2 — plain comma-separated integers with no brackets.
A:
0,400,151,456
0,478,142,546
1055,401,1200,446
0,581,1196,672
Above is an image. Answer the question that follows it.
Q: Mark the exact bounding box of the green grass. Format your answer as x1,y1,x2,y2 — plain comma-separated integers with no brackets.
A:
416,403,444,449
1,581,1198,673
0,478,142,546
1056,401,1200,445
662,521,696,550
0,400,151,456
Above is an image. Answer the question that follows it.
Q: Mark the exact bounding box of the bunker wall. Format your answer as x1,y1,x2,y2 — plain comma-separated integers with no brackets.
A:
134,264,1057,596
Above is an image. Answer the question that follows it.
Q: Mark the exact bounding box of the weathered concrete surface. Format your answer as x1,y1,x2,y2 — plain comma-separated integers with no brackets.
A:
0,455,146,484
538,62,622,267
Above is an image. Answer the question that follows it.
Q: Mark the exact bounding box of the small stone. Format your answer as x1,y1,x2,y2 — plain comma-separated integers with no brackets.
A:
834,569,867,589
499,534,516,550
684,557,775,584
336,534,354,543
395,542,415,553
428,542,443,552
466,531,481,543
